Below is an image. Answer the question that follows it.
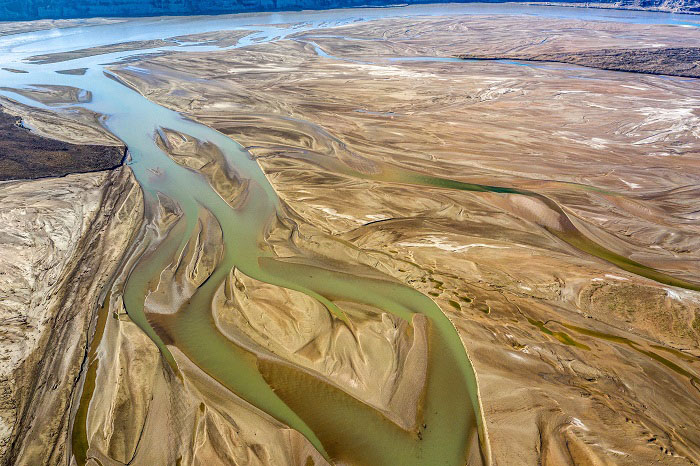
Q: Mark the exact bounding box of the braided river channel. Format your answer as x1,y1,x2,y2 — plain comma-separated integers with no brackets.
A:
1,4,699,465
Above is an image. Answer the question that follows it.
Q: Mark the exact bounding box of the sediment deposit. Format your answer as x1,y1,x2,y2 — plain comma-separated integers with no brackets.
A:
0,165,143,464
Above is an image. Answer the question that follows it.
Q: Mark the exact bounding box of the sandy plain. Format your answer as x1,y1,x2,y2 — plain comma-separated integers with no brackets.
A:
0,10,699,466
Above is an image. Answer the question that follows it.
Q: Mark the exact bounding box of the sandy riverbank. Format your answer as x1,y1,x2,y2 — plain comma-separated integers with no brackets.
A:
0,165,143,464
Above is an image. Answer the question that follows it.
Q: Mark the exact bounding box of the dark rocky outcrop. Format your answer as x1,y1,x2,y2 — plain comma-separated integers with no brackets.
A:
0,109,125,181
457,47,700,79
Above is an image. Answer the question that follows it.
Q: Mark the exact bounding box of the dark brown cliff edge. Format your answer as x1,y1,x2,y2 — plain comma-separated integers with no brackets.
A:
457,47,700,79
0,108,125,181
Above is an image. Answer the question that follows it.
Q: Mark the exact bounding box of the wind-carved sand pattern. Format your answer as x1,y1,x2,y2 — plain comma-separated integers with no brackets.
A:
1,5,700,466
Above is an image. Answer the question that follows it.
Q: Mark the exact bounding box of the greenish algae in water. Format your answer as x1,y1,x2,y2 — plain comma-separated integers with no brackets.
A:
148,257,481,465
527,318,590,350
650,344,699,364
547,228,700,293
403,164,700,293
558,322,700,383
122,214,190,374
476,303,490,315
413,168,700,292
72,292,111,466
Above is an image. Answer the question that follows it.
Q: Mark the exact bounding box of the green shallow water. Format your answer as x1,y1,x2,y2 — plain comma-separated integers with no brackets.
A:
383,162,700,293
105,92,485,463
130,170,484,464
558,321,700,384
